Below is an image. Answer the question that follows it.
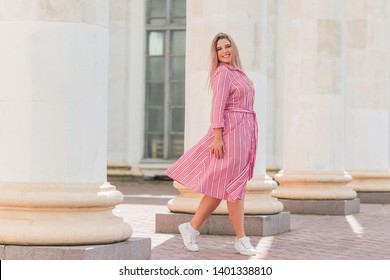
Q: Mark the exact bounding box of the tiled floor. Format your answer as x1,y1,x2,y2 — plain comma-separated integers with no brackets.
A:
114,179,390,260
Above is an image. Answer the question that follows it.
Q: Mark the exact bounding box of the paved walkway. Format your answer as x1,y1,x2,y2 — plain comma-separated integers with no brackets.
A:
113,179,390,260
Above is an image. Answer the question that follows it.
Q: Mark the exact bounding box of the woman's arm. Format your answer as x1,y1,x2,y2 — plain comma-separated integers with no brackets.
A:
210,67,230,159
210,67,230,129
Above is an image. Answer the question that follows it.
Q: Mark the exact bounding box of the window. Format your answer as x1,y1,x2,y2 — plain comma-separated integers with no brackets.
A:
145,0,186,160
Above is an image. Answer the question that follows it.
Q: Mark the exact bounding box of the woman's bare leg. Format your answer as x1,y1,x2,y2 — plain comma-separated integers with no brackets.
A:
190,195,222,230
227,199,245,238
228,199,256,255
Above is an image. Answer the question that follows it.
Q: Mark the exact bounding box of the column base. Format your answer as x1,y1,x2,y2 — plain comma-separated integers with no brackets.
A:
168,178,284,215
348,170,390,192
278,198,360,215
0,182,132,245
0,237,151,260
155,211,290,236
273,170,356,200
357,192,390,204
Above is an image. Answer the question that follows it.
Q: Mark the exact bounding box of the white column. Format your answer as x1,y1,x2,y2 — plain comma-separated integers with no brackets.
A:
272,0,358,212
107,0,146,177
168,0,283,214
266,0,284,177
345,0,390,200
0,0,132,245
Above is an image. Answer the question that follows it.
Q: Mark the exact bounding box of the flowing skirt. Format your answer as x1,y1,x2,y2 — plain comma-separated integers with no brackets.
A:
165,111,257,202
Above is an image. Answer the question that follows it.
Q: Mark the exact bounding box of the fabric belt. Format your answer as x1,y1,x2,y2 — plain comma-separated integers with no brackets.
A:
225,107,256,115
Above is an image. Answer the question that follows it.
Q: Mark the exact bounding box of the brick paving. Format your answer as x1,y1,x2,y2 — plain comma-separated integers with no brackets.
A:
113,179,390,260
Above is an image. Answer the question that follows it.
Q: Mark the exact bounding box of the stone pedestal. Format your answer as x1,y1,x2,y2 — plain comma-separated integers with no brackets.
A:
156,212,290,237
357,193,390,204
0,238,151,260
277,199,360,215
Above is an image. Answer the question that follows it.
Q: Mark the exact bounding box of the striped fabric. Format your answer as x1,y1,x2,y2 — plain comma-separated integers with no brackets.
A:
165,63,258,202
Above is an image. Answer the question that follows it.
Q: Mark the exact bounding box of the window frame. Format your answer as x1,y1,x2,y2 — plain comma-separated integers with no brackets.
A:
144,0,186,160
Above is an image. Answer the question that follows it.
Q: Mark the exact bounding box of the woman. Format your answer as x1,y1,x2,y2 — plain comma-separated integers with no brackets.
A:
165,32,258,256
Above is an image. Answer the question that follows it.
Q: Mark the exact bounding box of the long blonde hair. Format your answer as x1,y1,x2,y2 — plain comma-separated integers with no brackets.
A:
208,32,243,87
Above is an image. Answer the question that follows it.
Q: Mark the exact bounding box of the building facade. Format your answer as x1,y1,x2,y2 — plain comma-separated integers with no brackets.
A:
0,0,389,246
108,0,390,186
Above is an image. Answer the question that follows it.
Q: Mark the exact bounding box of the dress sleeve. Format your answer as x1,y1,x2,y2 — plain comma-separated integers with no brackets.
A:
210,67,231,128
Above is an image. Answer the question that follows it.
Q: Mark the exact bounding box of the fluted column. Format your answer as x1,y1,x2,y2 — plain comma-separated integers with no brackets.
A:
167,0,282,215
344,0,390,203
272,0,359,214
0,0,132,245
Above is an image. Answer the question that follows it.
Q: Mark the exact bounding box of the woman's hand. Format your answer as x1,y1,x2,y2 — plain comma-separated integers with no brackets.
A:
211,128,224,159
211,138,224,159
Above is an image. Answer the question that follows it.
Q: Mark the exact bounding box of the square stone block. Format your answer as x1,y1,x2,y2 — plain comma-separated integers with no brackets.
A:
357,192,390,204
0,245,4,259
0,237,151,260
155,211,290,236
278,198,360,215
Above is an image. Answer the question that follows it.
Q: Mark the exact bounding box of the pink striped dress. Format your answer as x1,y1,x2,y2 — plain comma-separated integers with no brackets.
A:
165,63,258,202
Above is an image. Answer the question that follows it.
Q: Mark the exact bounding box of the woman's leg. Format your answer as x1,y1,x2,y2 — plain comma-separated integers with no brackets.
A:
226,199,245,238
179,195,221,251
190,195,222,230
227,199,256,255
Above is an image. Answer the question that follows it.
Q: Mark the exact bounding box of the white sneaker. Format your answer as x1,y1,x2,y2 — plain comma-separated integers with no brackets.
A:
178,222,199,252
235,236,257,256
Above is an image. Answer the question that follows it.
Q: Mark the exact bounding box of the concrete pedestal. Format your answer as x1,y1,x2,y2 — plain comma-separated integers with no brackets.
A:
357,193,390,204
156,211,290,237
0,238,151,260
278,198,360,215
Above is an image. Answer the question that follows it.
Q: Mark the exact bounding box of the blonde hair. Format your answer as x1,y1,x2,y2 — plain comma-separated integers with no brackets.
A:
208,32,243,87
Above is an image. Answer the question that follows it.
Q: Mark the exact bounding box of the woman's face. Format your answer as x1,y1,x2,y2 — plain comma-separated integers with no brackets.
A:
216,38,233,64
